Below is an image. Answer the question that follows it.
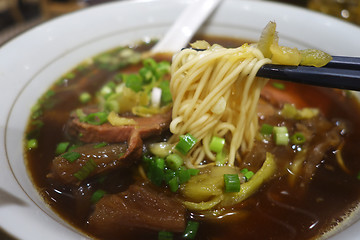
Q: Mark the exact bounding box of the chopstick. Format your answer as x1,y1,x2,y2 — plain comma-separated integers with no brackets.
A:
257,56,360,91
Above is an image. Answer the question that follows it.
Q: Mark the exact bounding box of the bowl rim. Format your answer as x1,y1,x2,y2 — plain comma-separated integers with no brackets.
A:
1,0,360,239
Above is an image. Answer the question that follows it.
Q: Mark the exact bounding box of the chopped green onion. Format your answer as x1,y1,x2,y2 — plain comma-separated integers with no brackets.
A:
55,142,70,155
143,58,158,69
99,85,113,98
273,126,289,146
147,162,165,186
215,151,226,166
165,154,183,171
156,61,171,77
159,80,172,105
357,172,360,180
139,67,153,83
178,167,191,184
62,151,81,163
91,189,106,204
155,157,165,170
68,144,80,152
73,159,97,181
158,231,173,240
260,123,274,135
124,74,143,92
164,169,177,184
79,92,91,103
188,168,200,176
290,132,306,145
94,142,108,148
183,221,199,240
244,171,254,181
175,133,197,155
168,177,179,192
240,168,249,174
209,136,225,153
272,82,285,90
83,112,108,125
65,72,75,79
224,174,241,192
27,139,38,150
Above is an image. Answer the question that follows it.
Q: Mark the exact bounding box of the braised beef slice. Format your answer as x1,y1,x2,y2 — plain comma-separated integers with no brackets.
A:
49,131,143,185
88,182,186,233
66,106,172,143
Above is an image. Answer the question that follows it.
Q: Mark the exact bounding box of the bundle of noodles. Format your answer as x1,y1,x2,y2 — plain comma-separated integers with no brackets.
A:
169,42,272,167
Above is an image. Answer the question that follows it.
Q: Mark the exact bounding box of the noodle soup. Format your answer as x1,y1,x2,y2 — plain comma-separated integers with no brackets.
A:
24,36,360,240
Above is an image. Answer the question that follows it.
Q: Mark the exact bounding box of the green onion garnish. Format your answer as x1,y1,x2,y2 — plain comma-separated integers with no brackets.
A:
159,80,172,105
158,231,173,240
83,112,108,125
178,167,191,184
143,58,158,69
168,177,179,192
215,151,226,166
62,151,81,163
91,189,106,204
244,171,254,181
124,74,143,92
166,154,184,171
224,174,241,192
357,172,360,180
79,92,91,103
155,157,165,170
93,142,108,149
209,136,225,153
55,142,70,155
147,161,165,186
164,169,177,184
188,168,200,176
175,133,197,155
139,67,153,83
183,221,199,240
27,139,38,150
290,132,306,145
272,82,285,90
260,123,274,135
273,126,289,145
73,159,97,181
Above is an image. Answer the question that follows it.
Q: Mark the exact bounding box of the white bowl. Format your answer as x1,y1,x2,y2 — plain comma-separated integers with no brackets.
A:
1,0,360,239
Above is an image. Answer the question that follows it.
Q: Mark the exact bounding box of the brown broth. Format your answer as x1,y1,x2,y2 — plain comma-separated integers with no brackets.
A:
24,37,360,240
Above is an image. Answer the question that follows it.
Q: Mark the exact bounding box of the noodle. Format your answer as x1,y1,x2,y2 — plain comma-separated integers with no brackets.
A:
169,43,271,167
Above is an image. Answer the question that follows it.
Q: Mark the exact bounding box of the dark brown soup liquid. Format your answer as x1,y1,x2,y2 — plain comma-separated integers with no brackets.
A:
24,36,360,240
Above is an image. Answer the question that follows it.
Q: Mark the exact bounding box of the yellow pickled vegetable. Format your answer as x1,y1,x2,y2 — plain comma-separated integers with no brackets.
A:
270,43,302,66
257,21,332,67
180,166,238,202
107,111,137,126
220,152,276,207
190,40,211,50
257,21,278,58
300,49,333,67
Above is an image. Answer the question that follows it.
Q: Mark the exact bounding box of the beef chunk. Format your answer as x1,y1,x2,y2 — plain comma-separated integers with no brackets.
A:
88,181,186,233
66,107,172,143
49,131,143,185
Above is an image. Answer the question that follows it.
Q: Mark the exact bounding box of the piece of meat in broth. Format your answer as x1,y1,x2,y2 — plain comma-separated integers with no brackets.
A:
66,106,172,143
48,131,142,185
88,181,186,233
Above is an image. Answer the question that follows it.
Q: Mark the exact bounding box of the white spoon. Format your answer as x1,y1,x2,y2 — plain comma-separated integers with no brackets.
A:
151,0,223,54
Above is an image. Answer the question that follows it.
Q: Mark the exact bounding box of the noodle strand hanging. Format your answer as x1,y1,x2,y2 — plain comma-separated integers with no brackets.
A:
169,43,271,167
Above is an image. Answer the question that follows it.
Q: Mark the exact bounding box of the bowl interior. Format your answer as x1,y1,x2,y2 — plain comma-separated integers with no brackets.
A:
2,0,360,239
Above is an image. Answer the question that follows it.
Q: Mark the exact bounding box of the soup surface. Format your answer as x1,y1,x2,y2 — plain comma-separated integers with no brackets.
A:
24,36,360,240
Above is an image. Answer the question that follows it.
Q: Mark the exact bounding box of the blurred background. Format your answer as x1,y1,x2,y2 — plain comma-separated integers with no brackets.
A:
0,0,359,45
